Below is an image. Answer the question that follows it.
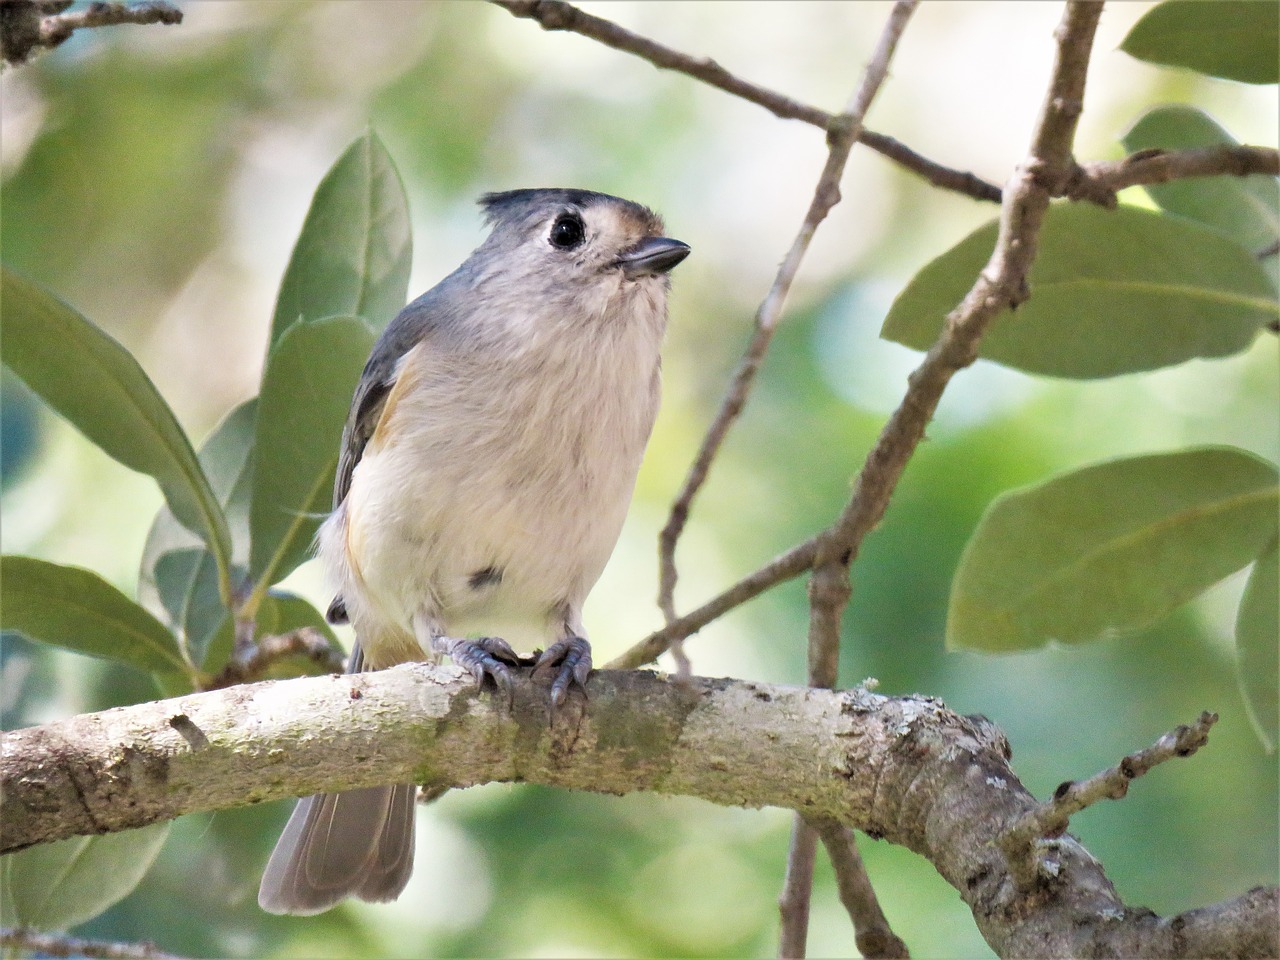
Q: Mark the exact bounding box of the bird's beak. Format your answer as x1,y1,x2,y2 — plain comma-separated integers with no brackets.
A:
616,236,691,279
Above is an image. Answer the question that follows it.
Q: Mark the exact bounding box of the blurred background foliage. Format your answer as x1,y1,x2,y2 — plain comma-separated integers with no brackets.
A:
1,2,1276,957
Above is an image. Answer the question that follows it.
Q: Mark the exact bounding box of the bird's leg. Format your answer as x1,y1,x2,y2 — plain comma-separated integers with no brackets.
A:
412,612,521,706
534,605,592,707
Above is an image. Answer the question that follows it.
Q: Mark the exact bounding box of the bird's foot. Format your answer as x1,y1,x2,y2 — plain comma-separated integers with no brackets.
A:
533,635,592,707
434,636,524,706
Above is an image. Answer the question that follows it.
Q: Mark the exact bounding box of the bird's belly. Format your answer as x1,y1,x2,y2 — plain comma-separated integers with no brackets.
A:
342,433,636,648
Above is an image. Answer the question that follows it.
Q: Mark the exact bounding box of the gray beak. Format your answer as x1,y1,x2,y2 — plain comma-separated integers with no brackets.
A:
616,236,691,279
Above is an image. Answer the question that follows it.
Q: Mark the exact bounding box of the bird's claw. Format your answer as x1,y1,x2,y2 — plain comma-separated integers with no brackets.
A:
440,636,522,707
533,636,592,708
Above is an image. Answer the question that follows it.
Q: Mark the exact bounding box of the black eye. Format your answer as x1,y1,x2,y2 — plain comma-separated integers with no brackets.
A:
549,213,586,250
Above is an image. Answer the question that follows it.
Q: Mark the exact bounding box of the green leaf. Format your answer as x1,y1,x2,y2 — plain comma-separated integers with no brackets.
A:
263,591,340,640
1121,105,1279,258
0,267,232,593
948,448,1280,652
1121,0,1279,84
0,556,189,676
1236,540,1279,752
151,548,229,669
139,398,258,667
247,315,374,603
881,204,1277,378
1,822,170,930
269,131,412,348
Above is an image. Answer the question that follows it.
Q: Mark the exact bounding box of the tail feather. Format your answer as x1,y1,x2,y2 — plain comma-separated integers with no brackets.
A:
258,640,416,915
258,784,415,914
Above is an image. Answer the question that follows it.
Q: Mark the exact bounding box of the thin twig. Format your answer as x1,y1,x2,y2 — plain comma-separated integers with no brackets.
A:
656,1,919,684
1066,144,1280,208
605,536,818,670
203,627,347,691
811,818,910,959
777,817,820,959
489,0,1002,204
0,928,182,960
802,0,1103,690
609,138,1280,671
1,0,181,66
999,712,1219,888
773,5,922,953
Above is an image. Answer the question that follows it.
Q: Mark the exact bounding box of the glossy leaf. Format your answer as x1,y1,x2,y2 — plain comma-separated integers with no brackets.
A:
1,822,170,930
247,315,374,601
1237,540,1279,752
264,591,339,639
0,267,232,587
1121,105,1279,259
269,131,412,348
1121,0,1279,84
153,548,229,669
882,204,1277,378
949,448,1280,652
139,398,258,668
0,556,189,676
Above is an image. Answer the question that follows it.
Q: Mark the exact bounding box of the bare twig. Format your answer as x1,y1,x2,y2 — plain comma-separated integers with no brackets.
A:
811,0,1108,695
611,139,1280,671
772,6,923,951
811,819,910,959
489,0,1002,204
0,928,182,960
606,536,818,670
657,1,919,684
1065,144,1280,208
778,818,819,959
1,0,181,66
999,712,1219,888
203,627,347,691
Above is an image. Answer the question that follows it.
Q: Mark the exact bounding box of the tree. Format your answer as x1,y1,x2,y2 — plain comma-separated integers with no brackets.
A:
1,1,1277,957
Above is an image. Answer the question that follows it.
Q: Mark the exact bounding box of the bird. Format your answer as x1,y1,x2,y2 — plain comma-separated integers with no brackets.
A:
258,187,690,914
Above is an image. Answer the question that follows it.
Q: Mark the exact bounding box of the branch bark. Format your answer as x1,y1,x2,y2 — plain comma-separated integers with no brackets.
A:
0,0,182,67
2,666,1275,958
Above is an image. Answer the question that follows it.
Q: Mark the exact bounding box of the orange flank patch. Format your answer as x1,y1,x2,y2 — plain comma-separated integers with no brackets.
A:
369,342,427,454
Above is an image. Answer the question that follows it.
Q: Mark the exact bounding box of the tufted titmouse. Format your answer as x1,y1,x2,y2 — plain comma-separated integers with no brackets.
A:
258,188,689,914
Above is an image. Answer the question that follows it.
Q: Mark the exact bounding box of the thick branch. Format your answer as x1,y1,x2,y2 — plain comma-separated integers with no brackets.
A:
488,0,1002,204
2,666,1274,958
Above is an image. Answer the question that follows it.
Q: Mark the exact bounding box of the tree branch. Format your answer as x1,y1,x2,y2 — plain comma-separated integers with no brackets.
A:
777,817,819,958
202,627,347,691
2,666,1273,958
0,928,181,960
778,4,921,951
0,0,182,67
488,0,1002,204
810,818,910,959
999,711,1218,888
1065,144,1280,208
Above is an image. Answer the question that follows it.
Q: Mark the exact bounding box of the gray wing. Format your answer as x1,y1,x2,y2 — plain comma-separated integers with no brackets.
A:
332,295,448,509
325,295,449,626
